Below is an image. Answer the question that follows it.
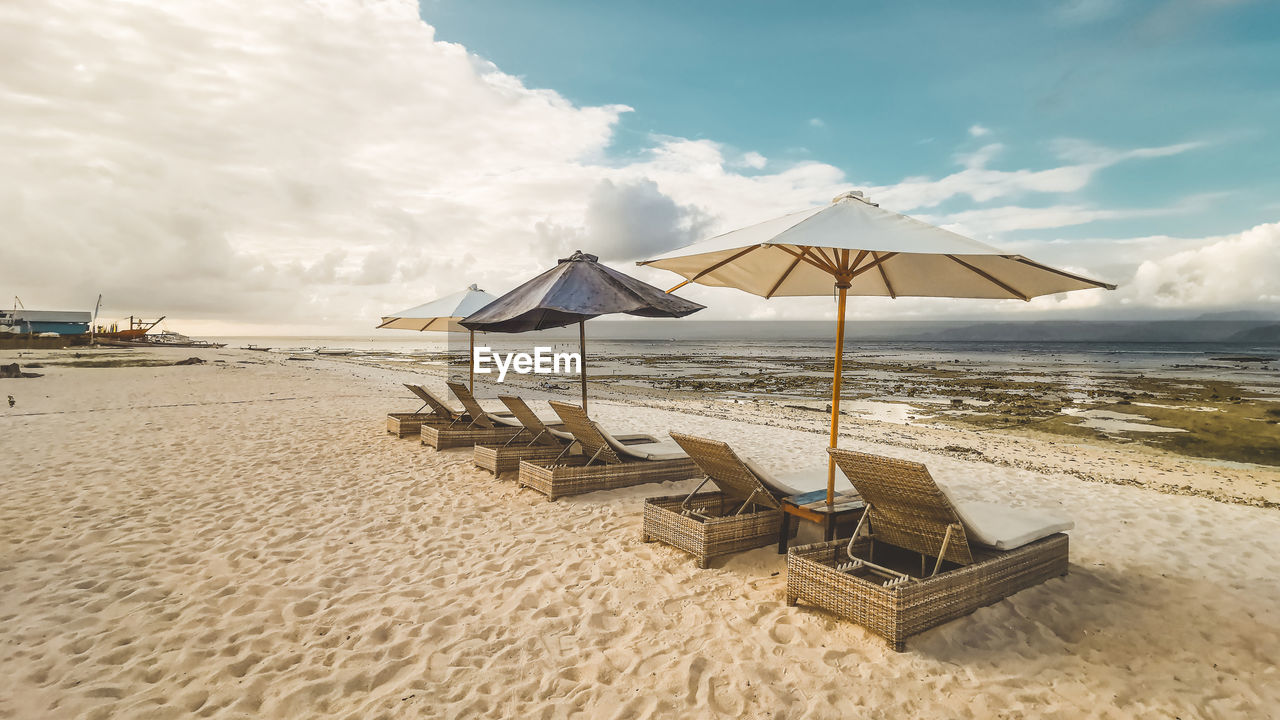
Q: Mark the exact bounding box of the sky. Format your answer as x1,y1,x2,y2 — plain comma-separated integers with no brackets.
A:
1,0,1278,335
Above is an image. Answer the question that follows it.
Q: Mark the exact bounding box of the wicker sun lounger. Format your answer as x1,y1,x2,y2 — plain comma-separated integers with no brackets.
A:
645,434,865,566
786,448,1072,650
515,401,699,500
387,384,472,437
420,381,526,450
473,396,576,475
641,433,789,568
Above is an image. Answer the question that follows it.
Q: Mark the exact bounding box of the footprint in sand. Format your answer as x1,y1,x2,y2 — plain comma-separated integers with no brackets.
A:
291,599,319,617
767,620,797,644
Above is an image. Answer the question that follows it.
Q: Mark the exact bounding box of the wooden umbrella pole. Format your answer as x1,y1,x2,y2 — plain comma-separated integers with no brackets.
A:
469,329,475,394
579,320,588,412
827,282,850,508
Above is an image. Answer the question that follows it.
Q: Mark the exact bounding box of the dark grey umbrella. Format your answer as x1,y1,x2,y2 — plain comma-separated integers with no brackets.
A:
461,250,704,410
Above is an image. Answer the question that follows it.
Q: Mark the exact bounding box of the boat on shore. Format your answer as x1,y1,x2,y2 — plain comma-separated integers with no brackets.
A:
92,316,164,341
99,330,226,348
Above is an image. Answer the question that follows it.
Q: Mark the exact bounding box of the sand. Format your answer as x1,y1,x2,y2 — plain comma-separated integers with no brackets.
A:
1,347,1278,719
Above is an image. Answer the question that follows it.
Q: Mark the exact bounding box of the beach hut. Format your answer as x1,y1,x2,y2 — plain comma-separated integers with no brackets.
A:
639,191,1116,508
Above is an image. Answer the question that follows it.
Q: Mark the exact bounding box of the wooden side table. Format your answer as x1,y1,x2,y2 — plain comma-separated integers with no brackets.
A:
777,489,865,553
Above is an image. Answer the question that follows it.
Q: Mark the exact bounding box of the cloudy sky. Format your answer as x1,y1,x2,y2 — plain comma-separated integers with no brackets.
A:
2,0,1277,334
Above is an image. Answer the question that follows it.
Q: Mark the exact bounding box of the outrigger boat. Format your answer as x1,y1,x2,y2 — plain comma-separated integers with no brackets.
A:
92,316,165,341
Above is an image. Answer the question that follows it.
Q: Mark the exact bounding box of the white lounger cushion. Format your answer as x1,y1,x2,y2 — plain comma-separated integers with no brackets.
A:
489,412,526,427
743,458,852,496
546,426,575,441
491,411,559,429
944,495,1074,551
597,427,689,461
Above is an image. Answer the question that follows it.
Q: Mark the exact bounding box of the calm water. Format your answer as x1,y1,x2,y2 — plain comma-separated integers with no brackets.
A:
214,335,1280,385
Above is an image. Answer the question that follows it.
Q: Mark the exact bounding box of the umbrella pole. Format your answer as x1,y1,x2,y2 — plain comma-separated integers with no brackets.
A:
579,320,588,412
469,329,475,394
827,283,849,508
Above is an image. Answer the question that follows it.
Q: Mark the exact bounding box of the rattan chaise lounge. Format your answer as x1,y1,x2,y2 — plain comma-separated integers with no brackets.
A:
787,447,1073,650
420,381,528,450
473,396,576,474
515,401,699,500
640,433,787,568
387,384,473,438
643,433,863,567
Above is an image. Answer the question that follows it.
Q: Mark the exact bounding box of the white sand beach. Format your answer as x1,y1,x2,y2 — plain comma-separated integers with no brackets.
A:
2,348,1278,719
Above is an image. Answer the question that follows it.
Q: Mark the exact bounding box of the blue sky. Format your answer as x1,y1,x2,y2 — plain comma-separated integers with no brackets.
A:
424,0,1279,242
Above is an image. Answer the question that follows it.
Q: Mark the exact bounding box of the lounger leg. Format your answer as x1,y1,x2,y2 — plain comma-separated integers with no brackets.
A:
777,514,791,554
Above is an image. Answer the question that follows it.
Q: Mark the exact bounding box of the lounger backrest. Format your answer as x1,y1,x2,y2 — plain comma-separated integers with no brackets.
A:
829,448,973,566
669,433,781,509
548,401,622,464
445,381,495,428
405,384,458,418
498,396,565,445
498,396,548,432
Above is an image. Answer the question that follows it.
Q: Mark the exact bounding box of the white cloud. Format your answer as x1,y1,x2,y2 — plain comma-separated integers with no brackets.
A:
925,204,1172,234
808,117,825,128
579,179,712,261
968,124,991,137
955,142,1005,170
872,139,1203,211
1049,138,1207,165
1128,222,1280,309
921,191,1229,238
0,0,841,332
739,151,768,170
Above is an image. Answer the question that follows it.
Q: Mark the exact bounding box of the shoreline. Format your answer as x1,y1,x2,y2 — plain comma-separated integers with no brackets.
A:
8,344,1279,508
330,348,1280,509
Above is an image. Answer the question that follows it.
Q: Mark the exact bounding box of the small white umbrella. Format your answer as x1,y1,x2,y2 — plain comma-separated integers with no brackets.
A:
640,191,1117,506
377,284,498,392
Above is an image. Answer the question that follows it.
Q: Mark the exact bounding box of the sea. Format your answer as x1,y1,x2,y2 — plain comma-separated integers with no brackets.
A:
211,335,1280,387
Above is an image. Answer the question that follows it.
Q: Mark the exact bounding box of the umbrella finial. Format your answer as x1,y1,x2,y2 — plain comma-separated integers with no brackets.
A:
832,190,877,206
560,250,599,264
467,283,481,291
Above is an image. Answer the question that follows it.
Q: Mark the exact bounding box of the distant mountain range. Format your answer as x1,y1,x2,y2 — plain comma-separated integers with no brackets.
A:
1227,324,1280,344
568,319,1280,344
915,321,1280,344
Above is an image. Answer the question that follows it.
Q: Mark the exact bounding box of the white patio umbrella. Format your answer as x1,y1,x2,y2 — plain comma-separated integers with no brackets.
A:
639,191,1117,507
377,284,499,392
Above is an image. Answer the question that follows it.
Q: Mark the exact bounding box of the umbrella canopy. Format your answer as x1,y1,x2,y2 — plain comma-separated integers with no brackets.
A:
377,284,498,332
641,191,1116,300
377,283,500,392
462,251,704,410
639,191,1116,506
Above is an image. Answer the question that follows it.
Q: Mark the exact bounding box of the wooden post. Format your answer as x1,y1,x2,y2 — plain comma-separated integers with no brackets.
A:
827,282,849,508
579,320,588,413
